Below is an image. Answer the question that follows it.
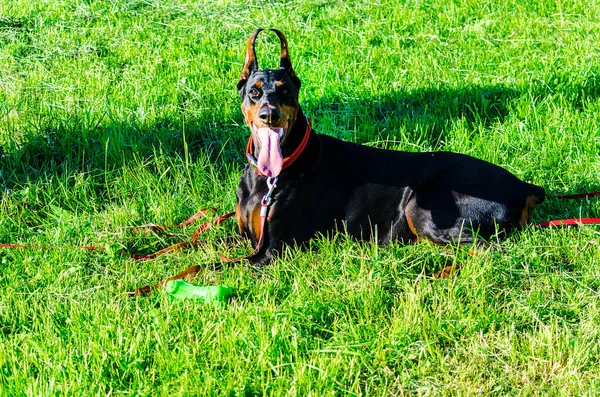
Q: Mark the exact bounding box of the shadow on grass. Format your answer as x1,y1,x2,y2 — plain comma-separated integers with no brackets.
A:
531,68,600,111
304,84,520,148
0,113,247,190
3,74,600,191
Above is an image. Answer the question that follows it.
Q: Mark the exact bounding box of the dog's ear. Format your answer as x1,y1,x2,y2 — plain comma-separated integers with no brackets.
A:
271,29,301,89
237,29,263,94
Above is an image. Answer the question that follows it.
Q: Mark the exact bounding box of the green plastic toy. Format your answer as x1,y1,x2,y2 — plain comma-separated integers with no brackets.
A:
165,280,233,303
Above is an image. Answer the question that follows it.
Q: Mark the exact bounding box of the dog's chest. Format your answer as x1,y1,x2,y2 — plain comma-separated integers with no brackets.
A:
235,174,271,244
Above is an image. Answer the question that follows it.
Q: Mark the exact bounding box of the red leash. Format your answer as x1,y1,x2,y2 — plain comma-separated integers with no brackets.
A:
537,218,600,228
126,209,237,260
136,208,236,242
536,191,600,228
549,192,600,200
0,209,236,261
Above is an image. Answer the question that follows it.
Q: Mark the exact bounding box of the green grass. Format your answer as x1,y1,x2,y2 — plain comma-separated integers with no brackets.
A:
1,0,600,395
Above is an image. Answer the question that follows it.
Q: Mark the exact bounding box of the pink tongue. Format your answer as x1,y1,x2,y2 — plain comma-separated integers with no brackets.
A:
256,127,284,177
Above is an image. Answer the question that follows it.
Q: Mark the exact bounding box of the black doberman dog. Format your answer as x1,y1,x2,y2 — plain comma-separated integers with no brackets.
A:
138,29,545,292
234,29,545,263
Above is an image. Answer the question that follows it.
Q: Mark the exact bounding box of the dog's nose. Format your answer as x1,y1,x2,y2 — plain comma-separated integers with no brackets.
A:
258,107,281,124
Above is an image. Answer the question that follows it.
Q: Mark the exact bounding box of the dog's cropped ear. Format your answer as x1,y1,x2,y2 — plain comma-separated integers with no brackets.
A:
237,29,263,94
271,29,301,89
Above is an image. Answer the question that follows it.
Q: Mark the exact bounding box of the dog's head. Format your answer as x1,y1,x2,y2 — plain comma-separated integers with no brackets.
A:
237,29,302,177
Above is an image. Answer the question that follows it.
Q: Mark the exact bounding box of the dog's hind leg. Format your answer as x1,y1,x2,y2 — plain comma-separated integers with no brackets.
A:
404,197,480,246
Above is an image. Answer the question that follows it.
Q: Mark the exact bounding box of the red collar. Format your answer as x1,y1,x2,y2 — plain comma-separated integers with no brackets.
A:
245,118,312,176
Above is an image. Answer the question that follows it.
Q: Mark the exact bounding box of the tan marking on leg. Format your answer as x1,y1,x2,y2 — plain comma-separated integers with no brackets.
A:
250,205,262,245
237,202,262,244
406,214,421,241
236,202,245,234
519,195,542,227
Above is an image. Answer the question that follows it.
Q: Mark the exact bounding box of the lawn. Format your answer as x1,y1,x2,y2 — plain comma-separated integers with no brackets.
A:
1,0,600,395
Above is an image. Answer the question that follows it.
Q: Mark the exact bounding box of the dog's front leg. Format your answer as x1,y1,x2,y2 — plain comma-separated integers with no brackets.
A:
245,236,281,268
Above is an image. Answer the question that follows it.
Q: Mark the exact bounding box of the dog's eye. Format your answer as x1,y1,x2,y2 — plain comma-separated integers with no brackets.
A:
249,88,261,98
